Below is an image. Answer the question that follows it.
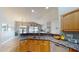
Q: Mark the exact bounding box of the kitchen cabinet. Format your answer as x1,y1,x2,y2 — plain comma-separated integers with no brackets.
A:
20,40,29,52
74,11,79,30
69,48,78,52
16,39,79,52
61,9,79,31
19,39,50,52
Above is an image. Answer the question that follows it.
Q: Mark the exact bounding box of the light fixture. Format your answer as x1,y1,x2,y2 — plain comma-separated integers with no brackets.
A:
32,9,35,13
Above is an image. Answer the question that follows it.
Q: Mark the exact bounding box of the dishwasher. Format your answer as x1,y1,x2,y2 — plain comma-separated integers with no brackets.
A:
51,42,69,52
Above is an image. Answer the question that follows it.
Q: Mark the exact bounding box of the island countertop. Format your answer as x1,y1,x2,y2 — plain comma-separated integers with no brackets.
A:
17,33,79,51
20,33,60,36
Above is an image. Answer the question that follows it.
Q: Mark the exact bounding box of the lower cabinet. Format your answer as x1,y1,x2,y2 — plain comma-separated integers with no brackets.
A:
16,39,78,52
69,48,78,52
19,39,50,52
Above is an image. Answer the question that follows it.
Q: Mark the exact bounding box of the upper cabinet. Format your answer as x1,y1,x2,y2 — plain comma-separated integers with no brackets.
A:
61,9,79,32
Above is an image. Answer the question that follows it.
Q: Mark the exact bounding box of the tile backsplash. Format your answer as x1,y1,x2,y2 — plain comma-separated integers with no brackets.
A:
63,32,79,43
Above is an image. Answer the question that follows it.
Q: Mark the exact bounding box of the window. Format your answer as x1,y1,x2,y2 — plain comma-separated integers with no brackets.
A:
29,26,39,33
19,26,27,34
34,27,39,33
1,24,8,32
29,26,34,33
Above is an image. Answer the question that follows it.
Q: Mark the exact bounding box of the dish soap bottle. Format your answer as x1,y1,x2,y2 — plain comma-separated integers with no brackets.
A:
61,32,65,40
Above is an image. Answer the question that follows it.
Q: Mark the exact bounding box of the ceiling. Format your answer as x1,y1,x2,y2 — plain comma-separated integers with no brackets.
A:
1,7,58,21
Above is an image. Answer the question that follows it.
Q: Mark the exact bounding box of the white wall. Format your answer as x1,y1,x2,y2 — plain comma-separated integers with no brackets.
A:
58,7,79,15
0,7,59,43
0,8,15,43
1,7,79,43
1,7,78,43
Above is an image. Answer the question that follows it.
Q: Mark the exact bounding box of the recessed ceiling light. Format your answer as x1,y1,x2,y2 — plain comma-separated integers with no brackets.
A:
32,9,35,13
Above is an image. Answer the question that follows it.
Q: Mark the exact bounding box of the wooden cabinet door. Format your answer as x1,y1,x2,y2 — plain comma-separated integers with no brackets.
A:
68,13,75,31
61,13,76,31
19,39,50,52
27,40,50,52
27,40,40,52
20,40,29,52
61,9,79,31
62,15,70,31
29,44,41,52
62,13,75,31
40,40,50,52
69,48,78,52
74,11,79,31
28,40,50,52
20,40,26,52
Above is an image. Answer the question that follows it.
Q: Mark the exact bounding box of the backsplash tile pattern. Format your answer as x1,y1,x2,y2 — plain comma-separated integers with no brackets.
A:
63,32,79,43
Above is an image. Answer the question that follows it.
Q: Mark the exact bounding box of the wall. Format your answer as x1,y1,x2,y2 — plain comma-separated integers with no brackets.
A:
0,8,15,43
1,7,78,43
0,7,59,43
1,7,78,44
58,7,78,15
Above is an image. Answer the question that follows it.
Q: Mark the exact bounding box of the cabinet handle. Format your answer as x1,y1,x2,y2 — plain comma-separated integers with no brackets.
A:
55,43,69,48
55,43,65,47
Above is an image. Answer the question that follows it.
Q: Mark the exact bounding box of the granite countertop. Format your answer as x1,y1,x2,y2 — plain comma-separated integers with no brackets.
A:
20,33,60,36
50,38,79,51
17,35,79,51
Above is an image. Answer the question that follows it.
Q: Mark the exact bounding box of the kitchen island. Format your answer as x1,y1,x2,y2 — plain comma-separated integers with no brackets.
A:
16,33,79,52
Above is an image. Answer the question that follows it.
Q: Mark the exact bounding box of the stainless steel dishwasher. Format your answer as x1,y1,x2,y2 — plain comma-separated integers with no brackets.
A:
51,42,69,52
